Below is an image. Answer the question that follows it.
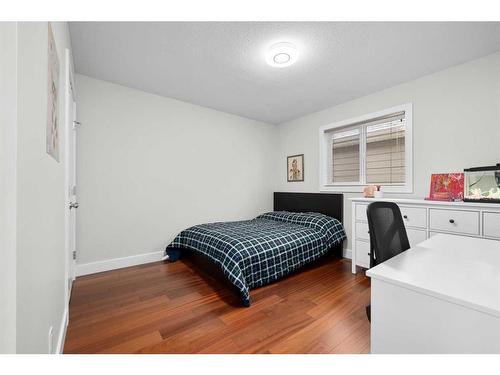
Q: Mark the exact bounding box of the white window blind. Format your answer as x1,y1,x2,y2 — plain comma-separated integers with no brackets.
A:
331,128,360,183
366,116,405,184
327,111,406,185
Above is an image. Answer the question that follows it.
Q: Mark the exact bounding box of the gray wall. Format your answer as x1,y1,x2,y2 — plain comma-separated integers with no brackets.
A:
76,74,277,265
15,22,73,353
0,22,18,354
274,52,500,253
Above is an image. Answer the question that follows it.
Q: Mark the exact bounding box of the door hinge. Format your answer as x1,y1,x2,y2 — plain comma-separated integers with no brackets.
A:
72,251,77,260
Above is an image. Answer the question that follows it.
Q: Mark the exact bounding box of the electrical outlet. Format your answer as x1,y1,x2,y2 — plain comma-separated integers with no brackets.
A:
48,326,54,354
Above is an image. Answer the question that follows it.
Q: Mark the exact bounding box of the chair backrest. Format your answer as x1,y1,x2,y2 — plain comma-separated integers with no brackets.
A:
366,201,410,267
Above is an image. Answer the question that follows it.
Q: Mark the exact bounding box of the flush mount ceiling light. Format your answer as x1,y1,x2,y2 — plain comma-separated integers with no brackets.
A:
266,42,298,68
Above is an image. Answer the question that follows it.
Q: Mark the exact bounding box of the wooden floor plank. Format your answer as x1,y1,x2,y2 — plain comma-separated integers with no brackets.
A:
64,256,371,354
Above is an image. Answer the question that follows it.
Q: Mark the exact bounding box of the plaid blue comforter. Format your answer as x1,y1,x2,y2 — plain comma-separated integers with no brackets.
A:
165,211,346,306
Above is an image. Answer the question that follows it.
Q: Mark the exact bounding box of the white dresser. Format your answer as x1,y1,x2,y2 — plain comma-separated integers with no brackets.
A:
350,197,500,274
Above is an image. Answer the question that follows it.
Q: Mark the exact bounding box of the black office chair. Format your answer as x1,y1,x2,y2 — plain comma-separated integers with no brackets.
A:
365,201,411,322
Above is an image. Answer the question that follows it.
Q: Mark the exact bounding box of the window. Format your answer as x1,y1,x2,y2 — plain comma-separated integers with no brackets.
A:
319,103,412,193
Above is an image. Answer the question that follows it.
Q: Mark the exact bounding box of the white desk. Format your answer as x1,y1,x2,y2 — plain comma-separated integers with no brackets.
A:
366,234,500,353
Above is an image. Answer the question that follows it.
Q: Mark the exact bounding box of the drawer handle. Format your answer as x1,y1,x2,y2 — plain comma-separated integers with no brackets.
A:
449,219,455,224
403,215,408,219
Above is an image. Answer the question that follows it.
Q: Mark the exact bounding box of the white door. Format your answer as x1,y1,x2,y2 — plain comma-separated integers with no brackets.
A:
64,49,78,306
68,100,77,283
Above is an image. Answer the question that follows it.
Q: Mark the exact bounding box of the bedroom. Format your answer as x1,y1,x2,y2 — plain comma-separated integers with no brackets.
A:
1,0,500,371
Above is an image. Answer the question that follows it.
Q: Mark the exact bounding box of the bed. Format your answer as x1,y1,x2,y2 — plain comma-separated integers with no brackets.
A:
165,192,345,306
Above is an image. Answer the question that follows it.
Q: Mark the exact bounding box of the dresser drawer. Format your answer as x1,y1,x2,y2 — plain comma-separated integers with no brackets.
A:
356,224,426,246
483,212,500,239
400,206,427,229
429,209,479,235
406,228,427,247
356,222,370,241
355,204,368,222
355,240,370,268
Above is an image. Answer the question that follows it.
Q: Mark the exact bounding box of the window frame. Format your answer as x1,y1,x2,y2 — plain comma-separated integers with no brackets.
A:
318,103,413,193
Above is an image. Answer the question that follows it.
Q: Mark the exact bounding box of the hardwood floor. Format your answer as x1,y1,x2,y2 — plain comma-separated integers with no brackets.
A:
64,255,371,354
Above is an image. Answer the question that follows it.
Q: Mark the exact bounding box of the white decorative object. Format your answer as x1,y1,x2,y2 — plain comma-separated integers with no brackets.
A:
350,197,500,274
373,190,383,198
367,234,500,353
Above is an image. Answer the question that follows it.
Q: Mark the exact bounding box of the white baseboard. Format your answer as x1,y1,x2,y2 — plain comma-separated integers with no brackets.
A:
76,247,350,277
343,248,352,259
55,307,68,354
76,250,164,277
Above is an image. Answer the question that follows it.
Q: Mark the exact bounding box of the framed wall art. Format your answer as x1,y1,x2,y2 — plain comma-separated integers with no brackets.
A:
46,23,60,162
287,154,304,182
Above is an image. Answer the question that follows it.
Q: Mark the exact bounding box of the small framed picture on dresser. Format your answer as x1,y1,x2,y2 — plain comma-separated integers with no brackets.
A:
287,154,304,182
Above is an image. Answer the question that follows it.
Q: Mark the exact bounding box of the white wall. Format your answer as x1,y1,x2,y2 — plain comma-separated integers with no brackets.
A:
14,22,73,353
275,52,500,253
76,75,277,267
0,22,18,354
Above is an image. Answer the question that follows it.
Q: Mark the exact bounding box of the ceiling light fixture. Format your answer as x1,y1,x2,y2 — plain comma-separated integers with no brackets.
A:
266,42,298,68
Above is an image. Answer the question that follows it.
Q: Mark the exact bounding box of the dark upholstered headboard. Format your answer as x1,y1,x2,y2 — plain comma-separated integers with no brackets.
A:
273,192,343,223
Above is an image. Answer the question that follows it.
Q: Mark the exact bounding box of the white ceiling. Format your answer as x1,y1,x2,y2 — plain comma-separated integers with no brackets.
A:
69,22,500,124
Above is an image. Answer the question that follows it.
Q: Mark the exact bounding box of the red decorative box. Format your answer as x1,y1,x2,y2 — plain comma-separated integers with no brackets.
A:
426,173,464,201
